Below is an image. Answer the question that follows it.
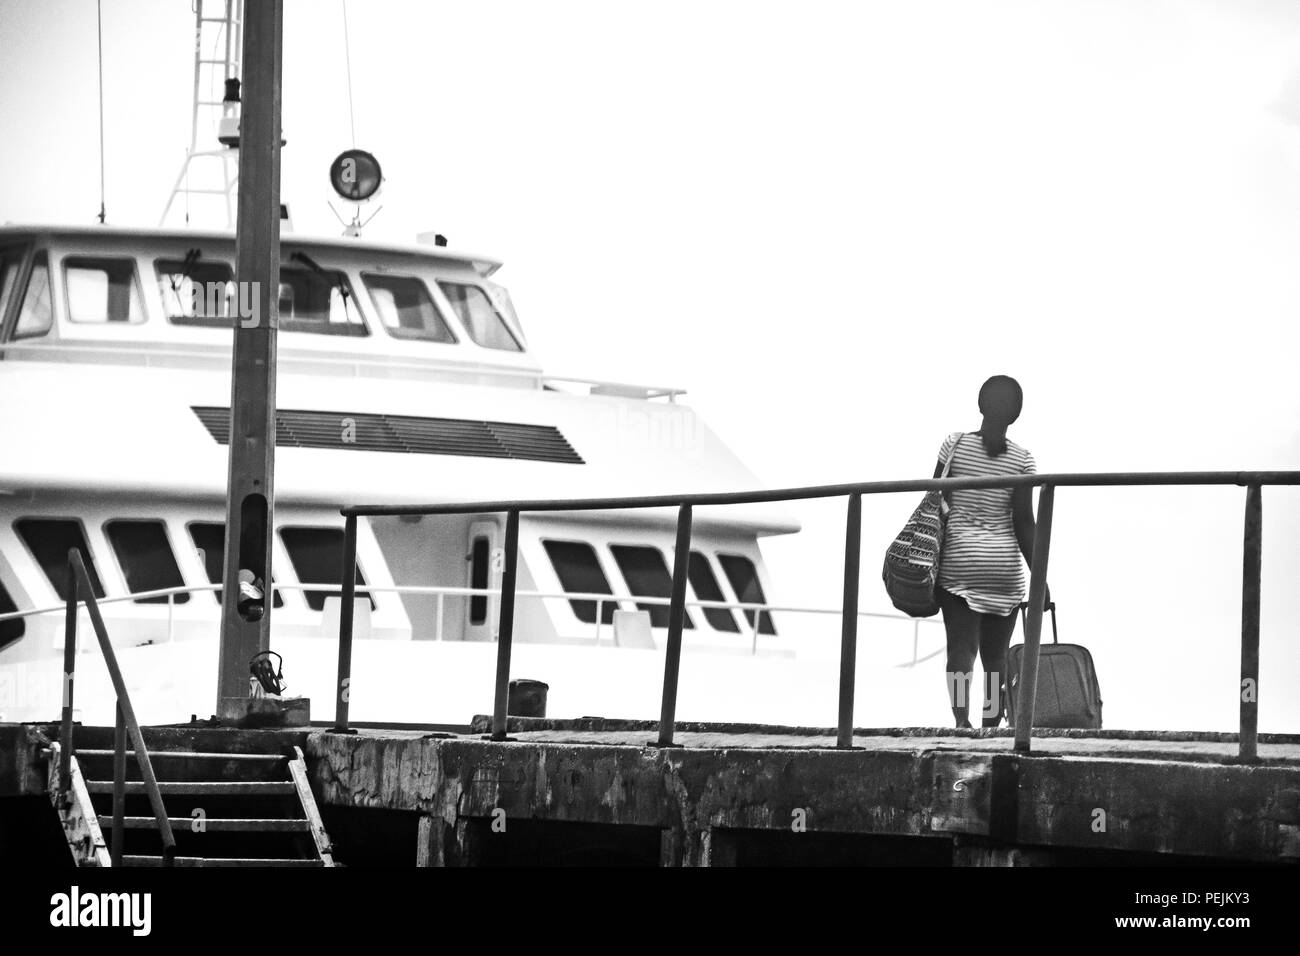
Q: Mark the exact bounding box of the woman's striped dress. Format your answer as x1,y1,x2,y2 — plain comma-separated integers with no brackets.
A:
937,431,1036,616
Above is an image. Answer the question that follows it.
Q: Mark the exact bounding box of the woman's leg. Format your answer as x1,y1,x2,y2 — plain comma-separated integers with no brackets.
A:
977,608,1019,727
938,589,980,728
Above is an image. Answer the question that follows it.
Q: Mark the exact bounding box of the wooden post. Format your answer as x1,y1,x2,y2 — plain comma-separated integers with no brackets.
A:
217,0,284,721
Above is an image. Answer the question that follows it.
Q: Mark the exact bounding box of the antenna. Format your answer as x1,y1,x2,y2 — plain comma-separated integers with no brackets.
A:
342,0,357,148
95,0,106,224
159,0,245,227
328,1,382,237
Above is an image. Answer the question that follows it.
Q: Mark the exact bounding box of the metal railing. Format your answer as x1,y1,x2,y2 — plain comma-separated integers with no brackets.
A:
333,470,1300,756
59,548,176,867
1,581,939,661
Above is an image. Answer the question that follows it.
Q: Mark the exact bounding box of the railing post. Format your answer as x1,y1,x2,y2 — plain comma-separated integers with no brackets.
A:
166,592,175,643
435,592,445,642
837,493,862,749
111,702,126,868
595,598,603,646
59,551,78,799
333,513,358,733
655,504,693,747
1239,484,1262,761
489,510,521,741
1014,484,1055,753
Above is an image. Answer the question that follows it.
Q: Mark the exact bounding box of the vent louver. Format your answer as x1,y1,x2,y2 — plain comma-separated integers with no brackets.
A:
192,407,584,464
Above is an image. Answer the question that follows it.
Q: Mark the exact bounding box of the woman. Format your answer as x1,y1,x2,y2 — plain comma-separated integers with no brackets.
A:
933,375,1042,728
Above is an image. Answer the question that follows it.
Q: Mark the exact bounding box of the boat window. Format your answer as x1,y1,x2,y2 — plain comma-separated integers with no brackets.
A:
482,278,525,345
157,259,237,326
187,522,284,608
688,551,739,632
437,281,522,352
0,577,24,652
363,273,457,343
104,520,189,605
609,545,694,630
14,519,104,600
278,264,368,336
717,554,776,635
13,252,52,339
468,535,490,625
0,248,25,333
279,527,373,612
542,540,615,624
64,257,145,324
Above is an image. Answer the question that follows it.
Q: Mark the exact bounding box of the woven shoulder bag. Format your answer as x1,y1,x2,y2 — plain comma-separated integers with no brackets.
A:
881,434,965,617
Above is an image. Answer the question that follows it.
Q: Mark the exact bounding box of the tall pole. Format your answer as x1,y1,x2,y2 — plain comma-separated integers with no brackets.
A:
216,0,283,721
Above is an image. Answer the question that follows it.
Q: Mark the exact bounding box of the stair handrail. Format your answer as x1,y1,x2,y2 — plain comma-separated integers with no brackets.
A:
59,547,176,867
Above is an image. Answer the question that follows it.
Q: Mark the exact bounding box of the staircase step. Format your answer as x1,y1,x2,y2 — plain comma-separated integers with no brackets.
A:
122,855,323,868
86,781,295,796
77,750,287,762
100,816,310,832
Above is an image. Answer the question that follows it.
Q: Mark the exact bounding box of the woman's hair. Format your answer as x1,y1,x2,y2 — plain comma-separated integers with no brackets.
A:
977,375,1023,456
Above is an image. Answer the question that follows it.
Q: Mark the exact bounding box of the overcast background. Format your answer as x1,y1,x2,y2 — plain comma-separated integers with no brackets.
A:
2,0,1298,731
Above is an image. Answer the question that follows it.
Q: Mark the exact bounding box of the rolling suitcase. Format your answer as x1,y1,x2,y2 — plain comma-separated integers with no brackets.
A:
1005,603,1102,729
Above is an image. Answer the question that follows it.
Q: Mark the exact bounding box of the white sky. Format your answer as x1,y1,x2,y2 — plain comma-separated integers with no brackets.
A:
1,0,1298,731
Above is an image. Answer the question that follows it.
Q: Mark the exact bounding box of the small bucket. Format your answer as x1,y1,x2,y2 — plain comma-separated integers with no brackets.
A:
507,679,549,718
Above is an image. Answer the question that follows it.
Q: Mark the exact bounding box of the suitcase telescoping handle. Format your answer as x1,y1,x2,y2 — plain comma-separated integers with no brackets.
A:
1018,601,1058,644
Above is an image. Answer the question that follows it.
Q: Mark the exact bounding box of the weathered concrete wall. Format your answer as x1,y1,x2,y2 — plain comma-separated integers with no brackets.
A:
0,724,51,797
304,730,1300,865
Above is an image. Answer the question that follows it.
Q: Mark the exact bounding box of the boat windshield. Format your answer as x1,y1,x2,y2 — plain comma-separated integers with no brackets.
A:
278,263,367,336
362,272,457,343
437,280,522,351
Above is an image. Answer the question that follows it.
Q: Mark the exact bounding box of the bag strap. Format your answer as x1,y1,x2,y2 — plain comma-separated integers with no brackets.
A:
938,433,966,515
1018,601,1059,644
940,432,964,479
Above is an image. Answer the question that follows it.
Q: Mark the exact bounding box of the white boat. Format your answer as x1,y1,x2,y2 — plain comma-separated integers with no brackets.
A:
0,2,949,731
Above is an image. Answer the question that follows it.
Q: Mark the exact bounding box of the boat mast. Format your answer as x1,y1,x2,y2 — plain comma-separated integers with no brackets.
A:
159,0,244,227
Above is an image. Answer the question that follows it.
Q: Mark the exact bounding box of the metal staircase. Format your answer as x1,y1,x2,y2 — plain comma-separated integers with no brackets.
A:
48,548,334,867
67,737,333,868
159,0,244,227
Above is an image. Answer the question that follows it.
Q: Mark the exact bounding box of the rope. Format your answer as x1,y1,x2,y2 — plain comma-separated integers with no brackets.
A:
342,0,356,147
96,0,106,223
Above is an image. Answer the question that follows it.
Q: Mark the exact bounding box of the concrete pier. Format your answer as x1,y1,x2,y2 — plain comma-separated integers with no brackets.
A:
5,719,1299,865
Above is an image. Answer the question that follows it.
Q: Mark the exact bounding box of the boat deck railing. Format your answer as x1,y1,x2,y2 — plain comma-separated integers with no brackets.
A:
335,470,1300,756
0,583,942,664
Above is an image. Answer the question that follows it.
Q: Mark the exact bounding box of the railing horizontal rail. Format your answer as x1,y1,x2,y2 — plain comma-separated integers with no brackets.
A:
0,582,940,628
341,470,1300,517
